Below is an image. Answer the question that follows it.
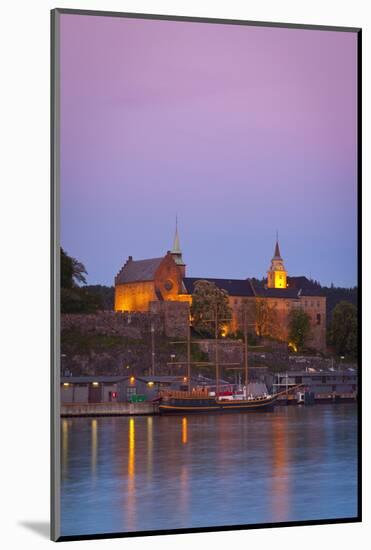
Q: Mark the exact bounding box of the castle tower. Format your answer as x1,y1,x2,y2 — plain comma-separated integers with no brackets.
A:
170,217,186,277
267,236,287,289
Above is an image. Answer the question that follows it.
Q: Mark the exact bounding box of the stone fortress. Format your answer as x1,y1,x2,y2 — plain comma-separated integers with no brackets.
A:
114,223,326,351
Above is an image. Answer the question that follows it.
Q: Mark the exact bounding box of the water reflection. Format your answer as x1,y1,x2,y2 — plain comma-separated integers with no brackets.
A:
179,465,189,521
271,413,289,522
128,418,135,479
61,405,357,537
91,419,98,477
61,419,69,477
182,417,188,445
127,418,136,530
147,416,153,480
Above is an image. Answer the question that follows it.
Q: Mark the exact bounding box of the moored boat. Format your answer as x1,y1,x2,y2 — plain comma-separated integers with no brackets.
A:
158,386,301,414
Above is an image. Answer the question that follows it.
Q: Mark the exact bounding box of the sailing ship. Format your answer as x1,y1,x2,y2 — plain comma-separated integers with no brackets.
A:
158,309,301,415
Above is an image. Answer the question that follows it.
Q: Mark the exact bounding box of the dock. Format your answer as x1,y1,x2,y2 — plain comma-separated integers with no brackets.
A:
61,401,159,417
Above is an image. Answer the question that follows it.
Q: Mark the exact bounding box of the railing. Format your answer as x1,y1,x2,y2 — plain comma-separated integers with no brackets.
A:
159,389,211,399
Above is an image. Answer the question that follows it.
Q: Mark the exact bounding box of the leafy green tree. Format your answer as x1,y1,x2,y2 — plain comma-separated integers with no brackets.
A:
61,247,87,289
329,301,357,357
254,298,278,339
60,248,103,313
288,308,311,351
61,288,103,314
191,280,232,337
84,285,115,310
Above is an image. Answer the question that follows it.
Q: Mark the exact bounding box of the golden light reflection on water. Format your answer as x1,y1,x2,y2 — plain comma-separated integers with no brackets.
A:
182,417,188,444
127,418,136,530
62,419,69,477
271,415,289,521
180,418,189,521
91,419,98,477
128,418,135,478
147,417,153,479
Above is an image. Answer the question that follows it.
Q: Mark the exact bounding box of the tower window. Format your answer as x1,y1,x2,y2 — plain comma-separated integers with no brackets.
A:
316,314,321,325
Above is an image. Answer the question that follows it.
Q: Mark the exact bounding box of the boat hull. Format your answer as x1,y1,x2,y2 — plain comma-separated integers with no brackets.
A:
159,396,276,415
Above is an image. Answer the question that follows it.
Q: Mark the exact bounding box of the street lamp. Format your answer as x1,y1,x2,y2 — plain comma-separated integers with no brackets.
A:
61,354,71,377
340,356,345,371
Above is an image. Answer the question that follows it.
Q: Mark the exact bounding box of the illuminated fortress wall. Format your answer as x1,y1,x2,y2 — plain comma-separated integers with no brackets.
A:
115,281,157,312
300,295,327,351
226,295,326,351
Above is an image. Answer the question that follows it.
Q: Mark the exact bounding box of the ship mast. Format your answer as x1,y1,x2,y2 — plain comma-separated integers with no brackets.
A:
215,307,219,397
244,308,249,394
187,322,191,391
169,311,238,396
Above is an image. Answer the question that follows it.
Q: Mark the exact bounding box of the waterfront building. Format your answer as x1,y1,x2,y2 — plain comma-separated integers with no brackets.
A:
60,375,188,404
114,225,326,351
273,369,357,401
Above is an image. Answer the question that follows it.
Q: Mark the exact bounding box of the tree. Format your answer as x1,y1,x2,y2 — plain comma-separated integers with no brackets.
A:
329,301,357,357
288,308,311,351
191,280,232,336
60,248,103,313
254,298,278,339
61,247,87,289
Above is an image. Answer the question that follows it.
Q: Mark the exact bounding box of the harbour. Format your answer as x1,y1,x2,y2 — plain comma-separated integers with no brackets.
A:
60,369,357,417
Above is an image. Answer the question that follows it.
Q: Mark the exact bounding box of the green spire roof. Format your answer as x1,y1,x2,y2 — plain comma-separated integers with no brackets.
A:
172,216,181,253
171,217,185,266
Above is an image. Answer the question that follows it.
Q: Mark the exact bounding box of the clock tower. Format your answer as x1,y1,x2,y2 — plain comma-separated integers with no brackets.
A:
267,237,287,289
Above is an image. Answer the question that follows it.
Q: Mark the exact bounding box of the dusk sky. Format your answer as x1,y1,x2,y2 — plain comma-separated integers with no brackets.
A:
60,14,357,288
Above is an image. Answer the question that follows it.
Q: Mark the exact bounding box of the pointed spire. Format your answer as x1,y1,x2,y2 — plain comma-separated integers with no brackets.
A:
273,231,282,259
172,215,181,253
274,241,281,259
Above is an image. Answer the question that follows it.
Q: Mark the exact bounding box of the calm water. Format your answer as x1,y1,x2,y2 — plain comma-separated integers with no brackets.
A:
60,404,358,536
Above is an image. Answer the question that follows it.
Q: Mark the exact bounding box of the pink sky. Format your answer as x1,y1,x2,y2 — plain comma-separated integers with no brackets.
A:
60,14,358,287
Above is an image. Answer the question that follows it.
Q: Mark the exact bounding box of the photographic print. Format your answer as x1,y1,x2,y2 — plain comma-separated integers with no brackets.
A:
51,9,361,541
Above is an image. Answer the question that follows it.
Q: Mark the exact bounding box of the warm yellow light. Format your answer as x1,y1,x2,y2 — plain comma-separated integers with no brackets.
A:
130,376,135,384
221,324,229,337
147,381,154,387
92,381,99,387
183,376,187,382
128,418,135,479
288,341,298,353
63,382,70,387
273,270,287,289
182,417,188,445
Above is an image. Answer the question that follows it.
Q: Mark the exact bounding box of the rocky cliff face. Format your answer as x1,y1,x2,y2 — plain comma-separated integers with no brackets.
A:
60,309,189,377
60,310,341,378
